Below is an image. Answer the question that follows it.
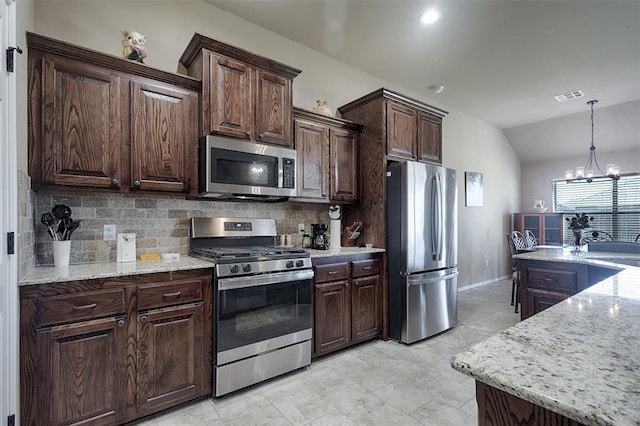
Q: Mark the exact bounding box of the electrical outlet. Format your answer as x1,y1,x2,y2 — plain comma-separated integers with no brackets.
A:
103,224,116,241
298,223,305,234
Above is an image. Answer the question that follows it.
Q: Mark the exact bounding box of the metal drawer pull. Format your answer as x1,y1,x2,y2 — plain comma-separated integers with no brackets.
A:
140,315,148,323
116,319,125,328
327,271,339,275
72,303,97,311
362,266,372,270
163,291,182,298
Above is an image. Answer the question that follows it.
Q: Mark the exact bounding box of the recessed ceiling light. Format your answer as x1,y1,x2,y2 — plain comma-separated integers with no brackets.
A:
420,8,441,25
430,85,445,94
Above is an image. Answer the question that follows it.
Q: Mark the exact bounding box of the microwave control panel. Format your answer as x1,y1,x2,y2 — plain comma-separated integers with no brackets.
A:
283,158,295,189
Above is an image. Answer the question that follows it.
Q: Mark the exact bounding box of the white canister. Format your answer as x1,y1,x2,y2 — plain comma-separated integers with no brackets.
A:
117,233,137,262
53,240,71,268
330,219,341,249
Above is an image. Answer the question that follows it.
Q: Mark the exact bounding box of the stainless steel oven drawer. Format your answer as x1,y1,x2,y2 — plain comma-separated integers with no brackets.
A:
215,339,311,397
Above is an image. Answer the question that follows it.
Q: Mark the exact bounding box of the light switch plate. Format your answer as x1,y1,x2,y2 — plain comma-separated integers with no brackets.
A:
298,223,305,234
103,224,116,241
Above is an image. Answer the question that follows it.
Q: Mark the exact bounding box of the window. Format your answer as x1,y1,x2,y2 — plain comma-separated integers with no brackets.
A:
553,173,640,243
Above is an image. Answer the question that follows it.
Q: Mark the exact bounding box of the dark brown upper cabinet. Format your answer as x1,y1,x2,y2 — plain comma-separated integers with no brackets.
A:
293,108,362,203
180,33,301,148
339,88,447,164
27,32,200,195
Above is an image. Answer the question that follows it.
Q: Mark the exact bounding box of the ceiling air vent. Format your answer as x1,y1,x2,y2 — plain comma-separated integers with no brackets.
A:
554,90,584,102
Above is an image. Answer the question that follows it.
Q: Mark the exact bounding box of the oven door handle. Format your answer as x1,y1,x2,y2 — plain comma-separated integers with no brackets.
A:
217,270,314,290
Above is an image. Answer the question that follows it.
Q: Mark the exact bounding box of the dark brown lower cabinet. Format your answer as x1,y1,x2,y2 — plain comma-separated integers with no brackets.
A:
312,254,384,358
519,259,618,320
137,302,204,415
37,316,127,425
476,381,584,425
20,269,212,425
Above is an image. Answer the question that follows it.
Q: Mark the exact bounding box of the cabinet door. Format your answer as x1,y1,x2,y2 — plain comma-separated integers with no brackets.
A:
513,213,542,244
137,303,204,414
542,214,564,245
210,54,254,139
41,57,122,189
130,80,197,193
37,316,127,425
329,128,359,202
417,111,442,164
525,288,570,318
351,275,382,342
386,101,416,160
295,120,328,199
314,281,350,355
255,68,293,147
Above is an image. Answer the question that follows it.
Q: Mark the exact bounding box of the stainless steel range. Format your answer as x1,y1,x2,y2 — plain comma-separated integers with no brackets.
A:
190,217,313,397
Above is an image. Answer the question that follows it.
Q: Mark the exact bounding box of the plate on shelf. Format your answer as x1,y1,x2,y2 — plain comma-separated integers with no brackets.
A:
531,207,548,213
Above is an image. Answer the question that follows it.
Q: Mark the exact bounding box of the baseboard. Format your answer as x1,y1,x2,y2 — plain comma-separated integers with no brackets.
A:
458,275,509,292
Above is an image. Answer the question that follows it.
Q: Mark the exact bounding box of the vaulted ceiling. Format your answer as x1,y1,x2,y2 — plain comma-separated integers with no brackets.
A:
205,0,640,163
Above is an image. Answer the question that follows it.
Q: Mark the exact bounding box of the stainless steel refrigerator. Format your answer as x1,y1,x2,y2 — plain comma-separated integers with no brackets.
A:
387,161,458,344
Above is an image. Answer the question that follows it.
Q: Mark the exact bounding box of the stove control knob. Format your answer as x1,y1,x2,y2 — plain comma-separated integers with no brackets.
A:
286,260,294,268
230,264,240,274
295,260,304,267
242,264,252,273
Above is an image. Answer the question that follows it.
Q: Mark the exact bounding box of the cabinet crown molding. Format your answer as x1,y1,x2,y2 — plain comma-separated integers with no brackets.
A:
179,33,302,79
338,87,448,118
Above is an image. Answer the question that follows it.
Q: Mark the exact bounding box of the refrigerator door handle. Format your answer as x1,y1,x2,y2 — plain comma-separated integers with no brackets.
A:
408,271,458,285
431,171,443,261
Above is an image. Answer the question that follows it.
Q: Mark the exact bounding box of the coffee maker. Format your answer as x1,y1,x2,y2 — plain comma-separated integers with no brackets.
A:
311,223,329,250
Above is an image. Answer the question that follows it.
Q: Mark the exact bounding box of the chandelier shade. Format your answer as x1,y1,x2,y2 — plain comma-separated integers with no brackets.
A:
564,100,620,183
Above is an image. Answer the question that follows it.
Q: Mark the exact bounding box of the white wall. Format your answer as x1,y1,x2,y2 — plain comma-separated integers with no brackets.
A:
16,1,33,170
28,0,519,287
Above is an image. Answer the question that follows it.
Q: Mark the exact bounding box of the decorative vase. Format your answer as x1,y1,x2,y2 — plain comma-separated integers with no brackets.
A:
312,100,333,117
572,230,583,253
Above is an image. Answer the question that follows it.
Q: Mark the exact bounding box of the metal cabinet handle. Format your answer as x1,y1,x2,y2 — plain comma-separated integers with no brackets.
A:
111,178,120,188
258,133,264,140
163,291,181,298
133,180,141,188
72,303,97,311
362,266,372,270
140,315,148,323
245,131,251,138
327,271,338,275
116,319,125,328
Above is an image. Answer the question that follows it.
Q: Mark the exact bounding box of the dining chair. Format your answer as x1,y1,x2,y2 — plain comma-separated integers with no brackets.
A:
506,233,520,313
511,230,528,251
524,229,538,249
635,234,640,242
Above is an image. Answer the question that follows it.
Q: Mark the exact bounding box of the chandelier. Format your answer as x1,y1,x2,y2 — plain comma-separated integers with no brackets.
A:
564,100,620,183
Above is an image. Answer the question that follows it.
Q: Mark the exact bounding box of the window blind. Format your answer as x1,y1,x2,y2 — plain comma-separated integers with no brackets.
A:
552,173,640,243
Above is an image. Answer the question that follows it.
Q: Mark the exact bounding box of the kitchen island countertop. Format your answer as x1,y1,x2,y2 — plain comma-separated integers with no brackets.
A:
451,247,640,425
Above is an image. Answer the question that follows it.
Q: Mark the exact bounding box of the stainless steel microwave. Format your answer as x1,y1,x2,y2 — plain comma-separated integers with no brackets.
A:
199,135,296,201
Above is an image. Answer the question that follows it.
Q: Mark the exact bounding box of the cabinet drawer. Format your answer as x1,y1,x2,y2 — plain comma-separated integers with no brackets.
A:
137,279,203,310
37,289,126,327
314,263,349,283
526,267,578,293
351,259,381,278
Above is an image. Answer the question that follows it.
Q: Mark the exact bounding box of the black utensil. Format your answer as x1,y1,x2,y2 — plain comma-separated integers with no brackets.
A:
52,204,72,220
40,212,59,241
62,220,81,240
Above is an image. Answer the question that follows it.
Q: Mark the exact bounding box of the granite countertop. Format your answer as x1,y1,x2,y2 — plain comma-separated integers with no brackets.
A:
307,246,385,258
19,256,215,286
19,247,385,286
451,250,640,425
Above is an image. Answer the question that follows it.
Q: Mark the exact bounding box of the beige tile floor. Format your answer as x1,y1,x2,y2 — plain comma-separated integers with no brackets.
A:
133,279,519,426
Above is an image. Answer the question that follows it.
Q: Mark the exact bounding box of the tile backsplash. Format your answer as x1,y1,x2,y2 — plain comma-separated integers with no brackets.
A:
18,169,35,278
31,190,329,266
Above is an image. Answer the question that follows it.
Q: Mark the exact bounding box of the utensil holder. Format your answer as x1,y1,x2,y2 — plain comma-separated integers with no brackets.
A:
53,240,71,268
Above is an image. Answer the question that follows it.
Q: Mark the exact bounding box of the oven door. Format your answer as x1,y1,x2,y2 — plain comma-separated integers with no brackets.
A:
216,269,313,366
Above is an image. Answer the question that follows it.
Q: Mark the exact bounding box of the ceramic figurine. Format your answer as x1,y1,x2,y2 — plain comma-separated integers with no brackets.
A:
121,29,147,63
